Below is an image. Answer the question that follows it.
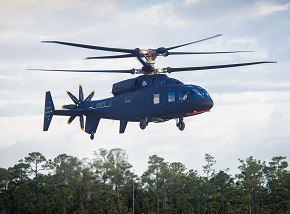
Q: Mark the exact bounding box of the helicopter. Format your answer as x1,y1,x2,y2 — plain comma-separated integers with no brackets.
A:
34,34,276,140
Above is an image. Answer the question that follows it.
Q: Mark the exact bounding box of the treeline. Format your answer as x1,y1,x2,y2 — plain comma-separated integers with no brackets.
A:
0,149,289,214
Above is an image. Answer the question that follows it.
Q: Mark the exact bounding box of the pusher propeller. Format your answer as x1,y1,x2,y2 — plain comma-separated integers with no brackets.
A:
61,84,95,131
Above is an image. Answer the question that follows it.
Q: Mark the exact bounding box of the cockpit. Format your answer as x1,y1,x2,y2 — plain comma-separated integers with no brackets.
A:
187,85,211,99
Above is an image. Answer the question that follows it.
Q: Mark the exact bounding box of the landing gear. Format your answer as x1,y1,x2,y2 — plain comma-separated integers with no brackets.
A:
139,117,149,130
176,118,185,131
178,121,185,131
90,132,94,140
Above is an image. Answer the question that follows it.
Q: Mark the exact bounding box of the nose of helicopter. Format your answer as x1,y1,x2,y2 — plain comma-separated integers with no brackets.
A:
203,98,214,110
188,98,214,116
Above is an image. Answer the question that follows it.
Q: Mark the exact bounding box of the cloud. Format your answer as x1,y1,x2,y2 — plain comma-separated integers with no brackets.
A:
185,0,199,5
256,1,290,16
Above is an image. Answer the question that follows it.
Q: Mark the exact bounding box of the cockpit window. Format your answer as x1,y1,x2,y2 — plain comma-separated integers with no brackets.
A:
187,86,211,98
179,91,188,101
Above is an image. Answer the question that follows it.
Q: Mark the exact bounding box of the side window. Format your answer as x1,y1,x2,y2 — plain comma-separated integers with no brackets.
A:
153,93,160,104
179,91,188,101
168,92,175,102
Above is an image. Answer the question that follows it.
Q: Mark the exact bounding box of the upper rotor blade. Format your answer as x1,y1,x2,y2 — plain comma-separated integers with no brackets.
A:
28,68,137,74
86,53,136,59
166,34,223,51
168,50,254,55
42,41,138,54
164,61,277,73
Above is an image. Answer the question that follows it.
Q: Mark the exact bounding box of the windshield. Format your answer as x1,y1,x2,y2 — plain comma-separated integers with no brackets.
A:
187,86,211,98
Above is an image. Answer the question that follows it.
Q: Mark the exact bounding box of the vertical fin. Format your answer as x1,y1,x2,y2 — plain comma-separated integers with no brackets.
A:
85,116,100,134
43,91,55,131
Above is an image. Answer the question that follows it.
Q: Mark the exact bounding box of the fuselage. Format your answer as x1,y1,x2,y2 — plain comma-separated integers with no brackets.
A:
81,74,213,122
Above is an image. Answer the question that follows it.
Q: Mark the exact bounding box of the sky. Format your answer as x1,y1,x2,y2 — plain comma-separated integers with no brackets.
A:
0,0,289,176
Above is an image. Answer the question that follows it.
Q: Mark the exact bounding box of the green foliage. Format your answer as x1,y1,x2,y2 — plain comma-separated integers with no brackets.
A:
0,150,289,214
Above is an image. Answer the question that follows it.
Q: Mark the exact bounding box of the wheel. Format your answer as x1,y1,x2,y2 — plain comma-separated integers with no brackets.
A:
178,121,185,131
90,133,94,140
139,120,147,130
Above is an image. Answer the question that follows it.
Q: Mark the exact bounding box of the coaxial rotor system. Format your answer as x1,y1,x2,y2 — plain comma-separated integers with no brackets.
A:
31,34,276,75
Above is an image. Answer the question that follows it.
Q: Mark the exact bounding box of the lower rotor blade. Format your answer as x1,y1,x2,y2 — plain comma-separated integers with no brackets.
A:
165,61,277,73
79,84,84,102
85,90,95,101
66,91,79,105
28,68,136,74
68,116,76,124
80,115,84,131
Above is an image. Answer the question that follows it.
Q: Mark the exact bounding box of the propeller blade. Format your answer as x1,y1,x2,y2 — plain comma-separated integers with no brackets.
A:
164,61,277,73
62,104,77,109
86,53,136,59
79,84,83,102
168,50,254,55
80,115,84,131
28,68,137,74
166,34,223,51
42,41,139,54
85,90,95,101
66,90,79,105
68,116,76,124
